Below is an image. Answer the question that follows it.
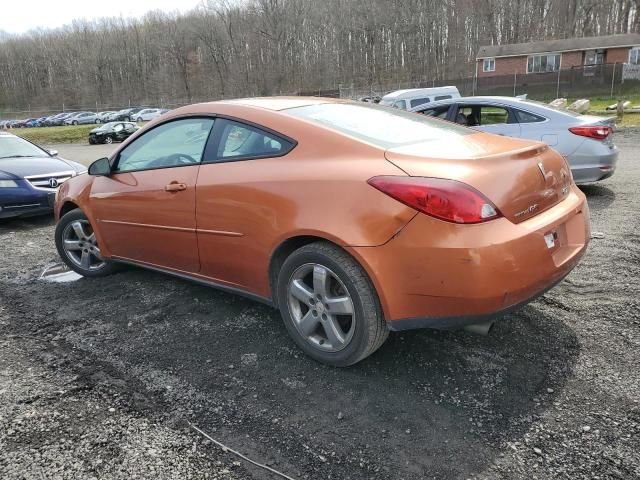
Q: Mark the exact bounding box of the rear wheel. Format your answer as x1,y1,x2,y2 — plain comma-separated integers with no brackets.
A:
276,242,388,367
55,209,118,277
103,135,113,144
72,120,78,125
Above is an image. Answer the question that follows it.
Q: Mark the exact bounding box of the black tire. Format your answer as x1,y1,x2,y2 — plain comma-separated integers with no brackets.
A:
103,135,113,144
88,137,96,145
55,209,118,277
72,120,78,125
276,241,388,367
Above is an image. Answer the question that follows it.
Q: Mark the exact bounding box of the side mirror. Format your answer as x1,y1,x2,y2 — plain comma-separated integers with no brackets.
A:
48,149,58,156
88,157,111,176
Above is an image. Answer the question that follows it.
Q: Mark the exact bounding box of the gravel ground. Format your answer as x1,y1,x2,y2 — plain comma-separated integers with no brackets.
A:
1,131,639,479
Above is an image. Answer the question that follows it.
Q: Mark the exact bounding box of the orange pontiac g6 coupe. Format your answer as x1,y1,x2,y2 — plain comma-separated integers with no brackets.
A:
54,97,590,366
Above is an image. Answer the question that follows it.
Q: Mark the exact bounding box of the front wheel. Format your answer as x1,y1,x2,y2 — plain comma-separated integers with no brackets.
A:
72,120,78,125
103,135,113,144
55,209,118,277
276,242,388,367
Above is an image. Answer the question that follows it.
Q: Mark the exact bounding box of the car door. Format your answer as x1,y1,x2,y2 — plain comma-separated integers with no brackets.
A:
90,117,215,272
195,118,295,290
112,123,127,141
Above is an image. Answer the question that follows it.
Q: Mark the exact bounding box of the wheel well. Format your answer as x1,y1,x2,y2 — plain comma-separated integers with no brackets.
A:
60,201,79,217
269,235,334,306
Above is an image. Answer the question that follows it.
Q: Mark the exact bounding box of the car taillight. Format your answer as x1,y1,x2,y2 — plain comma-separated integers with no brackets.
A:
569,125,612,140
368,176,501,224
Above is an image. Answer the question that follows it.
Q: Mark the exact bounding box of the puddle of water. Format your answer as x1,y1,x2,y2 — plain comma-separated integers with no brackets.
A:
40,263,83,283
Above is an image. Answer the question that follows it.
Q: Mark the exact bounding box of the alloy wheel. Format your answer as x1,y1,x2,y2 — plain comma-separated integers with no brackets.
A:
61,220,105,271
104,136,113,144
287,263,355,352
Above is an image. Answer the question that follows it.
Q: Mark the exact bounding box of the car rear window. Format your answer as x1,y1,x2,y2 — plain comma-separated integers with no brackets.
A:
285,103,471,149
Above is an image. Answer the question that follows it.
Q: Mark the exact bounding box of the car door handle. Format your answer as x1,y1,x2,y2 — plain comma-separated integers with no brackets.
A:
165,182,187,192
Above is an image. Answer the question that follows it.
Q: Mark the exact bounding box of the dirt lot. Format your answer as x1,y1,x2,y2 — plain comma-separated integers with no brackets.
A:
1,132,639,480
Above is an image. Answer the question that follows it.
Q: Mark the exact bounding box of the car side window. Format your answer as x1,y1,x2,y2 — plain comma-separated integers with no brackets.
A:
434,95,452,101
456,105,513,126
514,109,546,123
115,118,214,173
392,100,406,109
113,124,124,132
214,119,293,161
410,98,430,108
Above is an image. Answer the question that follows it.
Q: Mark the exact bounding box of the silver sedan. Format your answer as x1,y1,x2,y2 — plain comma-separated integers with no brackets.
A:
410,96,617,184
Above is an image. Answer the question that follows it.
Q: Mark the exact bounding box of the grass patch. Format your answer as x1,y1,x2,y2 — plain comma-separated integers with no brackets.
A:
11,125,97,145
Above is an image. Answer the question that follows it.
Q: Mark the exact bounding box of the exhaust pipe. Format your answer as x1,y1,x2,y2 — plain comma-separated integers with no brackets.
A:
463,321,494,336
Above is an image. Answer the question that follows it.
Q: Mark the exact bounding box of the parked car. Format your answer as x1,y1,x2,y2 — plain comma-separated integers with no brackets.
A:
26,117,46,128
379,86,460,110
133,108,164,122
48,113,73,126
53,97,589,366
110,107,146,122
0,131,86,219
410,96,618,184
96,111,116,123
64,112,99,125
88,122,139,144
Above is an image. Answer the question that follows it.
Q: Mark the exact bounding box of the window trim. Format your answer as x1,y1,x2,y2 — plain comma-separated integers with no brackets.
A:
526,52,562,74
629,46,640,65
111,116,216,174
483,57,495,72
202,115,297,165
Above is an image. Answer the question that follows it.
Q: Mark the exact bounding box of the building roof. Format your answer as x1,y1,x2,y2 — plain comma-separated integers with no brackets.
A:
477,33,640,59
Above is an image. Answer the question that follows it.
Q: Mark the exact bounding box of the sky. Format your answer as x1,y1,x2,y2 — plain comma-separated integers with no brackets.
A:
0,0,202,34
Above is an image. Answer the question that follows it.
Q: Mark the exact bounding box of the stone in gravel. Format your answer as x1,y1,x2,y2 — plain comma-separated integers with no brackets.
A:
591,232,605,239
337,411,344,420
533,447,543,456
582,426,591,432
547,388,554,393
240,353,258,367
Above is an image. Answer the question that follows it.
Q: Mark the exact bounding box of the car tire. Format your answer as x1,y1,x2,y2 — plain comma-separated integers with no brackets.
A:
96,119,101,124
276,241,388,367
72,120,78,125
55,209,118,278
103,135,113,144
89,137,96,145
136,117,143,122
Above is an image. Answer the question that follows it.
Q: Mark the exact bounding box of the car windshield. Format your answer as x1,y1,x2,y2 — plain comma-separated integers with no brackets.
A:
285,103,471,149
0,136,48,158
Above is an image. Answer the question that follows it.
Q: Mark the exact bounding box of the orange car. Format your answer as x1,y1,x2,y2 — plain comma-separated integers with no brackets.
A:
54,97,590,366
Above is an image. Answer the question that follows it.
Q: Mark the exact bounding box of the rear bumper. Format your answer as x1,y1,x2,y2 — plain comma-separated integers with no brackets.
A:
348,186,590,329
568,146,618,184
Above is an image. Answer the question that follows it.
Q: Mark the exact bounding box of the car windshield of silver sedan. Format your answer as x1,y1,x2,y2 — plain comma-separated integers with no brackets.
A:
285,103,471,149
0,136,48,159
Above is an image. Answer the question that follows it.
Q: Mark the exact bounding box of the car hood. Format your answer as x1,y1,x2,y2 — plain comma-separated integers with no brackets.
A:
0,156,86,178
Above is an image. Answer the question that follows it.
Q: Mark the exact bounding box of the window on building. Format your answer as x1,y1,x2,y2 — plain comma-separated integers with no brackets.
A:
630,47,640,65
483,58,495,72
527,54,561,73
584,49,605,65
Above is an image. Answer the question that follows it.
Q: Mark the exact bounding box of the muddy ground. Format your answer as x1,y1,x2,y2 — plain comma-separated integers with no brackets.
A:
1,132,639,480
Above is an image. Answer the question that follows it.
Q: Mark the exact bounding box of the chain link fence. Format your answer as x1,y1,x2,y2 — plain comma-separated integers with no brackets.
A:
3,63,640,121
339,63,640,102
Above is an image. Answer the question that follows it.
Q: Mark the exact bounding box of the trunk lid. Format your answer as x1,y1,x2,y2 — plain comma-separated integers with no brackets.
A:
384,132,573,224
